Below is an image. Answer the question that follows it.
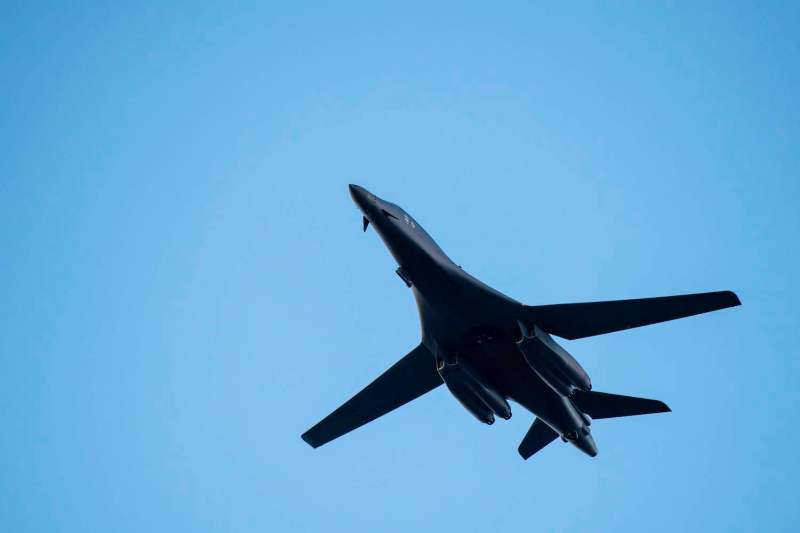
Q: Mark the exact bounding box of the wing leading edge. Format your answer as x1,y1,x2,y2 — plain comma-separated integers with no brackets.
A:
524,290,740,340
301,343,442,448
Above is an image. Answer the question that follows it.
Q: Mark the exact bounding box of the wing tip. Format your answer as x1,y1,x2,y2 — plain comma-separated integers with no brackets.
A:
655,401,672,413
301,431,321,449
722,290,742,307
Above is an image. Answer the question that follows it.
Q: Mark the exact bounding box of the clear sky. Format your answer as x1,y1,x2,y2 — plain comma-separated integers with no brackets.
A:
2,2,799,532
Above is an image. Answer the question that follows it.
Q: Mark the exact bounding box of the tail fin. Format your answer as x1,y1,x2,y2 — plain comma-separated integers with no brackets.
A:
571,390,670,419
518,418,559,460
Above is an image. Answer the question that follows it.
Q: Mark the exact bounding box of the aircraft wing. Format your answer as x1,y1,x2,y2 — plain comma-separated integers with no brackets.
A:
524,290,740,340
301,343,442,448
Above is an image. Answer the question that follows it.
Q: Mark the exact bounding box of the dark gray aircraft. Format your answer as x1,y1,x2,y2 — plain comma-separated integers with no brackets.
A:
302,185,740,459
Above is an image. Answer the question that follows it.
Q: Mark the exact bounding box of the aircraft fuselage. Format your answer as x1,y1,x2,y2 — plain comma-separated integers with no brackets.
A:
350,184,598,456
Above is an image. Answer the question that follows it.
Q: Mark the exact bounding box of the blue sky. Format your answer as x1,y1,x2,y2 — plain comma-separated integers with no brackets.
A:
2,2,799,532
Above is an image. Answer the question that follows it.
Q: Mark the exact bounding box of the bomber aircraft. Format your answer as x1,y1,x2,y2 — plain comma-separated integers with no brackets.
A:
301,185,740,459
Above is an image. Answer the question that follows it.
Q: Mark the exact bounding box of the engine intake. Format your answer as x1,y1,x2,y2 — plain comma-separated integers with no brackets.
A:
516,321,592,397
437,356,512,423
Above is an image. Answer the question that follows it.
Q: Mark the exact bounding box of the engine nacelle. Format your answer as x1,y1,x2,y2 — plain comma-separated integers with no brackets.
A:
516,321,592,397
441,376,495,425
437,356,512,423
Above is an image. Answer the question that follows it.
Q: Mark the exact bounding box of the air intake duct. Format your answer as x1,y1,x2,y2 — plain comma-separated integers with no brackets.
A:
516,321,592,397
437,356,512,422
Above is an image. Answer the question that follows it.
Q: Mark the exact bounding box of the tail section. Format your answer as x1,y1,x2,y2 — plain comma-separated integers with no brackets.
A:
571,390,670,419
518,418,559,460
517,392,669,461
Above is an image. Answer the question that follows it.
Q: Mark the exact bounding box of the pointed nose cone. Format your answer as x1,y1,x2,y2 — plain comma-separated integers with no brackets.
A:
348,184,369,211
575,433,598,457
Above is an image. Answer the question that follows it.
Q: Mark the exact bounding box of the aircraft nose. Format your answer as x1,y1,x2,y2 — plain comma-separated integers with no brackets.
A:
348,184,371,211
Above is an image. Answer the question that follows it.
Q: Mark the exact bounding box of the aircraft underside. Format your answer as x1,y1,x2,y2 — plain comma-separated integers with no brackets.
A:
300,185,740,461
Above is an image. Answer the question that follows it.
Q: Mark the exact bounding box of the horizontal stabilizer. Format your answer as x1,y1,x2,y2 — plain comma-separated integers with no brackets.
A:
571,390,670,420
302,344,442,448
518,418,559,460
525,290,740,340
